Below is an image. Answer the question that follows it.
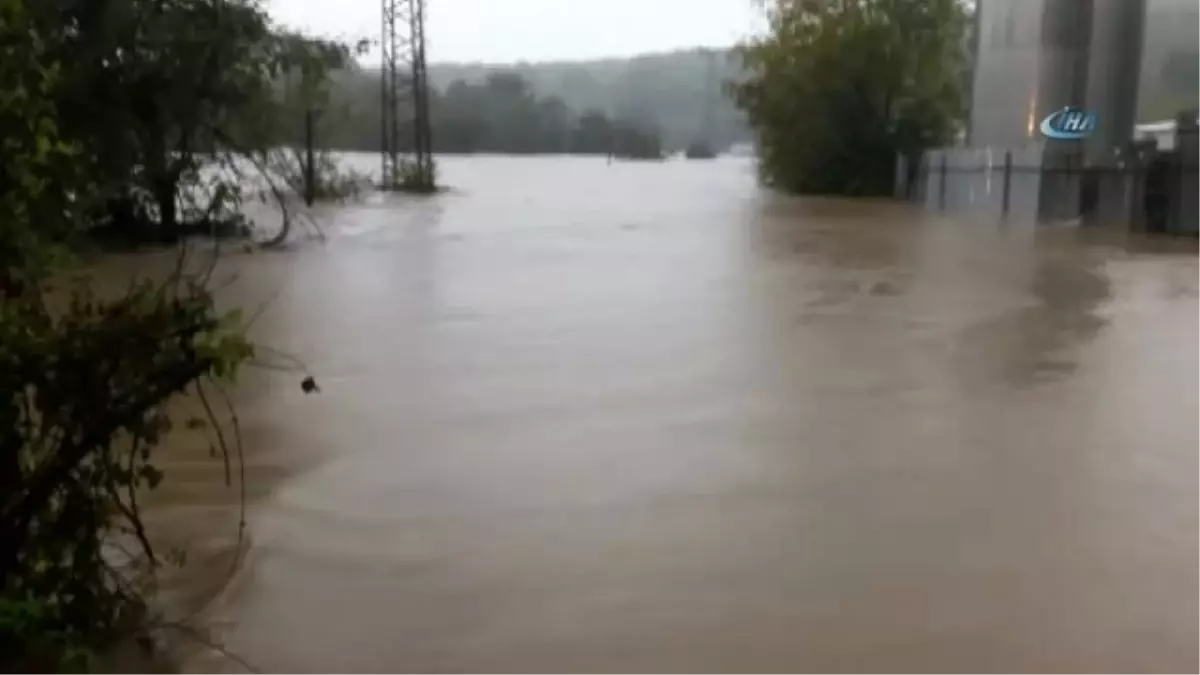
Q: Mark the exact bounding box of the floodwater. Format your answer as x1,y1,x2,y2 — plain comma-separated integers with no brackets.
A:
132,155,1197,672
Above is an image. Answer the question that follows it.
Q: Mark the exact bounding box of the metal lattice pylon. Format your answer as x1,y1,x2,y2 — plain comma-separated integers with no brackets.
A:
380,0,433,191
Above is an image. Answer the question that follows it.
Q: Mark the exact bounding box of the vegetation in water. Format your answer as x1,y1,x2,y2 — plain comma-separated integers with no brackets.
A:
269,148,375,203
731,0,971,196
0,0,334,669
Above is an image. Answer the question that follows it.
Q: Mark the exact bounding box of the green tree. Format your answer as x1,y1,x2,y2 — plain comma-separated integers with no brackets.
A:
733,0,969,195
0,0,339,668
24,0,350,244
536,97,573,153
0,0,80,293
570,109,615,154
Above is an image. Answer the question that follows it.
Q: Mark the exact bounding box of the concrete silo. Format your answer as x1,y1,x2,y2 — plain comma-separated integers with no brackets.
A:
934,0,1148,224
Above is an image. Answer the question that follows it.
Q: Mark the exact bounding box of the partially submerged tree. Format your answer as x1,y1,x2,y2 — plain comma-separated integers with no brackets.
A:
733,0,970,195
0,0,334,669
261,32,375,209
23,0,352,245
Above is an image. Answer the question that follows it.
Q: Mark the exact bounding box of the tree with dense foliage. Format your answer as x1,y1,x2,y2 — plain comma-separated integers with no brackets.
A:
733,0,970,195
22,0,352,244
0,0,337,669
0,0,79,294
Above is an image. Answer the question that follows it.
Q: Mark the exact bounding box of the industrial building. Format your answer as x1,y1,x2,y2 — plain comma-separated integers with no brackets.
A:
907,0,1197,234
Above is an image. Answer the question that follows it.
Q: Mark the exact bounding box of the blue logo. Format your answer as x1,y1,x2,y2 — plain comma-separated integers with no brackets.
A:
1040,107,1098,140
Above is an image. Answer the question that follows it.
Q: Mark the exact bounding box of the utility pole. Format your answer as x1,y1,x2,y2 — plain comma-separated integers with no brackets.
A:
380,0,434,191
303,108,316,206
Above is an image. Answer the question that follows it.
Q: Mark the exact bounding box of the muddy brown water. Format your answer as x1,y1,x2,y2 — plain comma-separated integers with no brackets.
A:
109,155,1196,672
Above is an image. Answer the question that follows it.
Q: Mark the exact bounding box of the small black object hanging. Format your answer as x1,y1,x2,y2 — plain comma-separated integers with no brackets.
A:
301,376,320,394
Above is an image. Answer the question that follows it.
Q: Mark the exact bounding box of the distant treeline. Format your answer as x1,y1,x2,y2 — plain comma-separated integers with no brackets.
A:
298,70,664,157
426,48,750,150
278,48,755,156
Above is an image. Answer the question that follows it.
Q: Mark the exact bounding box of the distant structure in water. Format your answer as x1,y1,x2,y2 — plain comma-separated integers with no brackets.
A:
379,0,434,191
905,0,1197,233
685,141,716,160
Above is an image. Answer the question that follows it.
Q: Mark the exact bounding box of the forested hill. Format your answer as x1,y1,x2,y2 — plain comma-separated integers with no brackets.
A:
427,48,751,149
312,47,751,154
306,17,1193,157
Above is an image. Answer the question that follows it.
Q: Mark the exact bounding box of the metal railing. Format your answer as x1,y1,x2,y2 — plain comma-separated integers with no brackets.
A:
896,138,1199,233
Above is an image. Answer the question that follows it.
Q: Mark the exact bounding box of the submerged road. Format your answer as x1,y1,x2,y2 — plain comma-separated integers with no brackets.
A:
133,156,1196,672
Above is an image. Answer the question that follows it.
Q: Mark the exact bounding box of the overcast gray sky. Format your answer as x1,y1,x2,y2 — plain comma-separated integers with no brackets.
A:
268,0,766,63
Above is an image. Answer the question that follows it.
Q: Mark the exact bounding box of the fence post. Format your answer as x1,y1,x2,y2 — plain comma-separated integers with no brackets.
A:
894,153,907,200
1001,151,1012,220
908,154,919,200
938,153,947,210
303,108,316,207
